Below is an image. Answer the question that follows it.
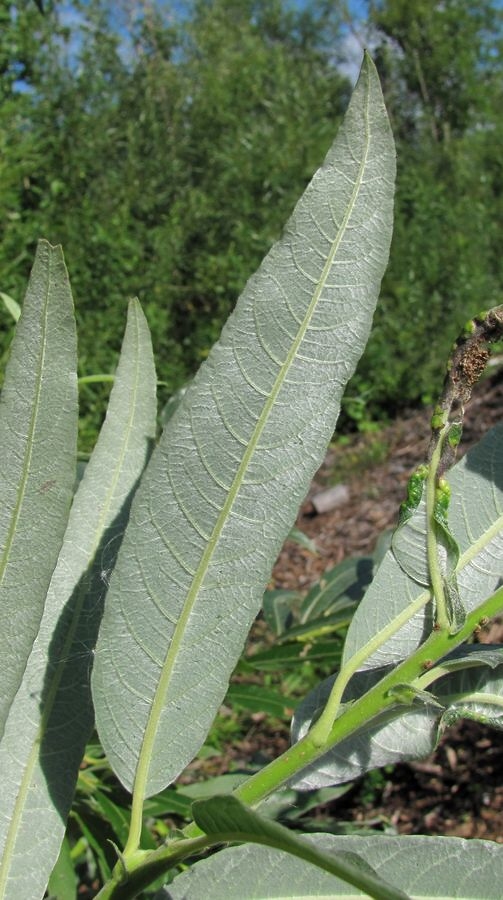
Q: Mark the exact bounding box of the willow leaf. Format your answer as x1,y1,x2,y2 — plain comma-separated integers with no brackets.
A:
0,300,156,900
436,658,503,732
299,556,373,622
342,424,503,670
0,293,20,323
191,795,408,900
0,241,78,738
163,833,503,899
92,52,396,797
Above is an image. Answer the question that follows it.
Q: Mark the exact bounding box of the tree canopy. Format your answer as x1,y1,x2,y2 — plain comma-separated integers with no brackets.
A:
1,0,502,439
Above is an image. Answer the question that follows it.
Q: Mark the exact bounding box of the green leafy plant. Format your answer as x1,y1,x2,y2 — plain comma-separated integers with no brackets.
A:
1,54,503,900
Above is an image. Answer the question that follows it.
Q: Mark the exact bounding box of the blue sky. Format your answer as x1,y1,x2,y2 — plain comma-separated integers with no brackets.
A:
53,0,371,83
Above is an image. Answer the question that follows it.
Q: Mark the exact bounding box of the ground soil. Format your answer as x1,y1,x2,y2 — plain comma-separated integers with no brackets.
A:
265,370,503,842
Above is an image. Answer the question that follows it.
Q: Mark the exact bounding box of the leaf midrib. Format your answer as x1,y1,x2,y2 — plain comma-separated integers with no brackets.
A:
0,251,54,896
133,70,373,799
457,508,503,573
0,251,52,594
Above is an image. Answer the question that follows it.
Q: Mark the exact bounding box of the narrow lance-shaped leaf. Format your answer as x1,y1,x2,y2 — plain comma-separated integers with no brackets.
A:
0,240,78,738
0,300,156,900
46,837,76,900
190,795,409,900
299,555,374,622
342,424,503,670
261,588,299,636
92,52,396,797
0,293,20,324
164,832,503,900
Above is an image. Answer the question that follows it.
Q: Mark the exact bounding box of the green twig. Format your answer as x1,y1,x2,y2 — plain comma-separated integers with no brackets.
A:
186,583,503,834
425,419,450,631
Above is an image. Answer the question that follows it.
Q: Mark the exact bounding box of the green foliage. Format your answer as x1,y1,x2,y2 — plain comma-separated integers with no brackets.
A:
330,432,390,482
163,833,503,899
262,552,375,645
344,0,503,423
3,0,503,434
1,51,503,900
0,0,349,445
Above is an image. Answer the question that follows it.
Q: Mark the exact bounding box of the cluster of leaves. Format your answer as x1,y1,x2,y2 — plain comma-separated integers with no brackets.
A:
1,56,503,900
1,0,503,441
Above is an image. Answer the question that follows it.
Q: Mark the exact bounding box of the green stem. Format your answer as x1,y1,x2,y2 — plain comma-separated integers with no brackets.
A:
122,792,144,860
184,583,503,837
94,836,211,900
306,416,457,748
78,373,115,385
426,422,449,630
413,666,452,690
307,587,430,748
